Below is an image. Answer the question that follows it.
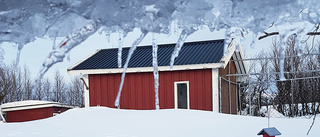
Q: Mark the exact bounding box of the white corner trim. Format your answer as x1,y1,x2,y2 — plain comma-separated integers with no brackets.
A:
174,81,190,109
83,76,90,108
0,107,6,122
68,63,225,75
212,68,219,112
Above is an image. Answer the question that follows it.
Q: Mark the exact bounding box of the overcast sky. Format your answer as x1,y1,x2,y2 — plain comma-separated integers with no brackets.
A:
1,27,272,83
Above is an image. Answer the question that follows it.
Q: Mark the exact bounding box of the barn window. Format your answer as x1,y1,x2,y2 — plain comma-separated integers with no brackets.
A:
174,81,190,109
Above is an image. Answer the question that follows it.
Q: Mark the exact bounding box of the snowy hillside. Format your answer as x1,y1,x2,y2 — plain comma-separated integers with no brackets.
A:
0,107,319,137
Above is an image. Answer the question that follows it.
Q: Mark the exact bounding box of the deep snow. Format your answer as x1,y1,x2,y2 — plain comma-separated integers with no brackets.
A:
0,107,319,137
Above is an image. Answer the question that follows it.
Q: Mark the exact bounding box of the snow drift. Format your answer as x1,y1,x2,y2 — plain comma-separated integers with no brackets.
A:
0,107,319,137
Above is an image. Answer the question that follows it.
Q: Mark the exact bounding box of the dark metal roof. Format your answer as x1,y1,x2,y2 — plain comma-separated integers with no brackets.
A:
70,39,224,70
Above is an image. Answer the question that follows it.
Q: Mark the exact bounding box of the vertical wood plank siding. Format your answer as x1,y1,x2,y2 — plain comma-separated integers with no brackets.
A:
89,69,213,111
6,107,69,122
219,58,237,114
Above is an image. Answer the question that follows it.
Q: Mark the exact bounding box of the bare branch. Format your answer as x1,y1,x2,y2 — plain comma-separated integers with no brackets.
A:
259,23,320,40
258,32,279,40
258,32,320,40
306,32,320,35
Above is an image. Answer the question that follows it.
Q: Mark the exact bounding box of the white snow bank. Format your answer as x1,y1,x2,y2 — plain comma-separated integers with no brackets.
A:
0,107,319,137
260,106,285,118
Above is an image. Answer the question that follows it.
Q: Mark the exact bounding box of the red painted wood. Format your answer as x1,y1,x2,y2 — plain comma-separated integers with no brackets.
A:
159,72,165,108
129,73,136,109
197,71,204,110
189,71,195,109
205,71,212,110
108,74,115,108
6,107,69,122
143,73,151,109
89,69,213,111
96,75,102,106
89,75,95,106
136,73,142,109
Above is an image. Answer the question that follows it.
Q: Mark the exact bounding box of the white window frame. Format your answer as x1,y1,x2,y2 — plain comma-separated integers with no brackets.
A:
174,81,190,109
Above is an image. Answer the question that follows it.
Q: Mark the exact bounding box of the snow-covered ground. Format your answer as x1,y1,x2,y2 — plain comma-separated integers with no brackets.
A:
0,107,319,137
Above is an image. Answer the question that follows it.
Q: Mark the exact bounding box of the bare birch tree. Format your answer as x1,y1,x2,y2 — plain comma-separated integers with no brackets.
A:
34,78,44,100
43,78,52,101
52,70,66,103
22,65,33,100
0,65,12,103
68,76,84,107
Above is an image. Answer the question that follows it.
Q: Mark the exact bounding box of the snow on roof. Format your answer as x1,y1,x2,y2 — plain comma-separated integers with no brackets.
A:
257,127,281,136
1,100,73,112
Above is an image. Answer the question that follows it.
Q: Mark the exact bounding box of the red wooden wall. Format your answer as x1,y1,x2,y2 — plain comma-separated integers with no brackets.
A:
6,107,69,122
89,69,213,111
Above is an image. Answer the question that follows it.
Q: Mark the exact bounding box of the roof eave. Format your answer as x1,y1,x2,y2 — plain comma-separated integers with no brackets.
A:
1,101,74,112
67,63,225,75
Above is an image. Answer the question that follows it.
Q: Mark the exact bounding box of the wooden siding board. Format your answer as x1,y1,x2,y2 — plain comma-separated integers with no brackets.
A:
165,71,174,109
197,70,204,110
144,73,151,109
136,73,142,109
230,59,237,114
218,59,238,114
6,107,69,122
159,71,168,109
150,74,155,109
189,70,195,109
6,107,48,122
202,70,207,110
205,69,213,111
106,74,113,107
168,72,174,108
101,75,108,106
219,65,229,114
89,69,214,111
158,72,164,108
130,73,136,109
114,74,121,108
89,75,95,106
96,75,102,106
193,70,198,109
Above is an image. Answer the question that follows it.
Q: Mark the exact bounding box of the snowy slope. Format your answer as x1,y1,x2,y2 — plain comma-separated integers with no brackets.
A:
0,107,319,137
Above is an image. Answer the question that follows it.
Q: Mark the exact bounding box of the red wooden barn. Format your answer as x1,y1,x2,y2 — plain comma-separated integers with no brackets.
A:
0,100,72,122
68,39,247,114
